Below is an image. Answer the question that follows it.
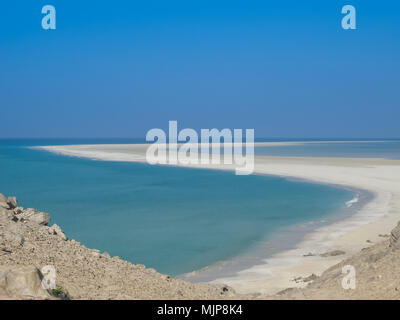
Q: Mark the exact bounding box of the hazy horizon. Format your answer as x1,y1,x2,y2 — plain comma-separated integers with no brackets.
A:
1,136,400,141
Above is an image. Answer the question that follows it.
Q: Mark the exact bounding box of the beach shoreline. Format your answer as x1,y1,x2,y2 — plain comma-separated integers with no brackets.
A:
35,143,400,295
177,184,372,283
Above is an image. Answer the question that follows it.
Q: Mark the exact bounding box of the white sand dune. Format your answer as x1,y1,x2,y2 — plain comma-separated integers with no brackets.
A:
36,143,400,295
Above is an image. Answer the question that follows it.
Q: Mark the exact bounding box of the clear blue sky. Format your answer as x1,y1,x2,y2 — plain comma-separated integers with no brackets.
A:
1,0,399,138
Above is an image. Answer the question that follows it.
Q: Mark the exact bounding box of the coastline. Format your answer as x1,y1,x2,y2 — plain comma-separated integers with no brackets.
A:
35,144,400,295
212,156,397,295
177,185,372,283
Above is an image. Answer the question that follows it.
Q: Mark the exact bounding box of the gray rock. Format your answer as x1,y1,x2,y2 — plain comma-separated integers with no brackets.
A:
13,207,24,215
0,201,10,210
29,212,51,226
0,193,7,203
390,222,400,249
20,208,51,226
303,273,318,282
303,252,315,257
7,196,18,209
0,266,52,299
0,207,14,221
320,250,346,257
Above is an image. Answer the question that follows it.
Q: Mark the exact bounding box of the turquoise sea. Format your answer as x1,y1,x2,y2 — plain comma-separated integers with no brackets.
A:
2,139,397,276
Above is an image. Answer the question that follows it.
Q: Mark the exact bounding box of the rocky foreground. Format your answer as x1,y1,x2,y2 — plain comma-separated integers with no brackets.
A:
270,222,400,299
0,193,236,300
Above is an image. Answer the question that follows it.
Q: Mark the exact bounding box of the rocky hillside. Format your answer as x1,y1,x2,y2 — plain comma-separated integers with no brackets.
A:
271,222,400,299
0,193,236,300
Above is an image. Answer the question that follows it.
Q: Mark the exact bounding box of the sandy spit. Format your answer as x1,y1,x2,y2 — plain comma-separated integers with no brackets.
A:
36,144,400,296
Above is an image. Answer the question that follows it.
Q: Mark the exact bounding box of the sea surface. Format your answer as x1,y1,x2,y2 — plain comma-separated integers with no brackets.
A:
1,138,397,276
255,140,400,159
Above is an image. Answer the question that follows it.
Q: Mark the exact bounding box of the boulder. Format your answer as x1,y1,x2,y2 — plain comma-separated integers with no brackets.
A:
13,207,24,215
20,208,51,226
390,222,400,249
29,212,51,226
0,207,15,221
320,250,346,257
303,252,315,257
303,273,318,283
0,201,10,210
0,266,52,299
0,193,7,203
7,196,18,209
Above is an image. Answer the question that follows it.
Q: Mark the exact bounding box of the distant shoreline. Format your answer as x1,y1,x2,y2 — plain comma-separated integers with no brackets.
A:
36,143,400,295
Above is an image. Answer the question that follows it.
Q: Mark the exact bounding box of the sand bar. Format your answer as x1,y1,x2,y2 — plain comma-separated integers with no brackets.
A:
35,143,400,295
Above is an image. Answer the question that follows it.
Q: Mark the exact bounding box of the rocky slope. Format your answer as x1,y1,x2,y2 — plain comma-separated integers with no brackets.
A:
0,193,236,300
270,222,400,299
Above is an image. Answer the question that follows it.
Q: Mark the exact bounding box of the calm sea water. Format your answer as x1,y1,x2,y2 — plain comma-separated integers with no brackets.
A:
255,140,400,158
0,139,361,276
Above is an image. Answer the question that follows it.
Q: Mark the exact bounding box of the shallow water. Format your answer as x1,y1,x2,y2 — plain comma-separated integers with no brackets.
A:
0,139,353,276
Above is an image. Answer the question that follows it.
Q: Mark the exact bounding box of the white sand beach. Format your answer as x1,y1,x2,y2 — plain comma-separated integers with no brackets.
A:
36,143,400,295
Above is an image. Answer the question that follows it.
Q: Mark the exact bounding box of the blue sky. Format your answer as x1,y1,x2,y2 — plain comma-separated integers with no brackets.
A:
1,0,399,138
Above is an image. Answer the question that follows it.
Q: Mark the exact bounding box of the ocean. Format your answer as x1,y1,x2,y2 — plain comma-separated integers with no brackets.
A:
2,138,395,276
255,140,400,159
